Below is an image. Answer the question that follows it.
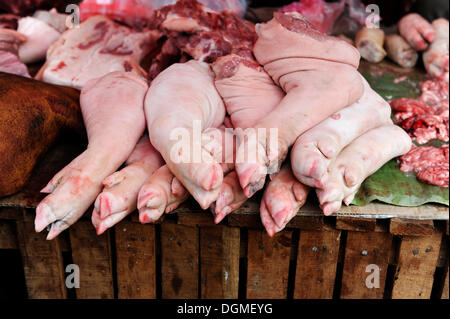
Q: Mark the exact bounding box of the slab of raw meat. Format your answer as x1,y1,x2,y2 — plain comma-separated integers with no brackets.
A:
0,28,30,77
399,144,448,188
35,72,148,240
147,0,257,79
423,18,449,80
37,15,161,89
390,77,449,144
144,60,225,209
234,12,363,198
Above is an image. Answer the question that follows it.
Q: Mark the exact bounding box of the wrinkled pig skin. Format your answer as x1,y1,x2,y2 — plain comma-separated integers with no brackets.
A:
290,76,392,188
35,72,148,240
317,125,412,215
235,12,363,198
0,72,83,197
144,60,225,209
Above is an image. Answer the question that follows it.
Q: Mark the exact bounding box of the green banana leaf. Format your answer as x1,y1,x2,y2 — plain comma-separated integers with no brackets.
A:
351,66,449,207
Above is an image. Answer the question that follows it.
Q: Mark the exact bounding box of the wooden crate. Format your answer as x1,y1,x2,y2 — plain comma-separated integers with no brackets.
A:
0,207,448,299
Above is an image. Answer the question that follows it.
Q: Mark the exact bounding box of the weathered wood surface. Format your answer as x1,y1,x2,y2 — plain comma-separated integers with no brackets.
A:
16,216,67,299
246,230,292,299
442,266,449,299
160,223,199,298
115,222,156,299
336,217,377,232
294,230,341,299
390,218,435,236
200,226,240,299
69,221,114,299
392,232,442,299
341,231,392,299
0,219,18,249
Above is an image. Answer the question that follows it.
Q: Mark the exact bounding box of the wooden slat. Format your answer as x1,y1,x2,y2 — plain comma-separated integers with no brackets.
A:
246,230,292,299
341,231,392,299
392,232,442,299
0,207,21,220
16,217,67,299
294,230,341,299
0,219,18,249
178,212,216,227
390,218,435,236
200,226,240,299
288,216,324,231
69,221,114,299
228,213,262,229
115,221,156,299
336,217,376,232
161,223,198,298
442,266,449,299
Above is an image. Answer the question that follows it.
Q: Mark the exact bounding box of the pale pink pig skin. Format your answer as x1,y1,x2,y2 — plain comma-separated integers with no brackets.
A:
398,13,436,52
317,125,412,216
91,136,164,235
234,12,364,198
423,19,449,80
35,72,148,240
290,76,392,189
144,60,226,210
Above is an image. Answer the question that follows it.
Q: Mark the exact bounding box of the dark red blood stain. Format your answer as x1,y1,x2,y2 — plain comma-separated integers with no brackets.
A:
123,61,132,72
331,113,341,120
50,61,66,72
78,21,109,49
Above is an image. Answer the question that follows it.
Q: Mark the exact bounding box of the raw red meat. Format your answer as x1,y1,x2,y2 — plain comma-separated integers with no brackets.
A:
147,0,257,79
79,0,247,29
390,77,449,144
280,0,368,34
399,145,449,188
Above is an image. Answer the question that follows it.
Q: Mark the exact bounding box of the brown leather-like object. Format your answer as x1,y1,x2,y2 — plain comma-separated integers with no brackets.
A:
0,72,84,196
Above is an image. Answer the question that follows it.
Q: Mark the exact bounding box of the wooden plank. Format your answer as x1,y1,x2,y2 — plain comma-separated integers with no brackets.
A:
16,217,67,299
161,223,199,298
178,212,215,227
294,230,341,299
442,266,449,299
228,213,262,229
341,231,392,299
0,207,21,220
69,221,114,299
336,217,376,232
200,226,240,299
390,218,435,236
392,232,442,299
288,216,324,231
246,230,292,299
0,219,18,249
115,221,156,299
